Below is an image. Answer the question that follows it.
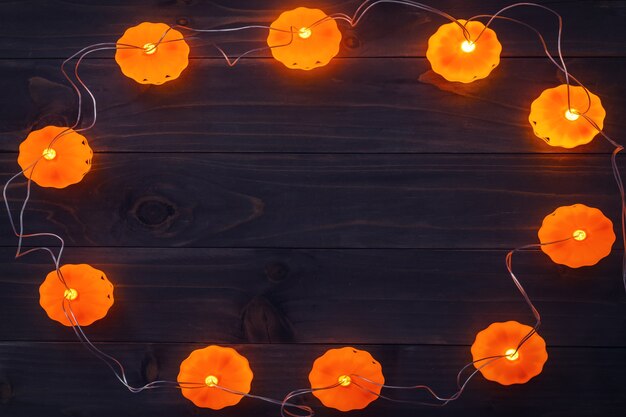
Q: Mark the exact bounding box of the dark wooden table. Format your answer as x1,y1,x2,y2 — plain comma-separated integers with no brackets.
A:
1,1,625,416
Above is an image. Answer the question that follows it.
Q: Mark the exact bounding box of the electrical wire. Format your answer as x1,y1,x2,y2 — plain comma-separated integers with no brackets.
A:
2,1,624,414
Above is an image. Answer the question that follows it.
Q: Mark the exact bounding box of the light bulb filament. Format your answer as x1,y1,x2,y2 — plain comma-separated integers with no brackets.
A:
504,348,519,361
64,288,78,301
461,40,476,53
298,27,312,39
565,109,580,121
143,43,157,55
572,229,587,241
338,375,351,387
42,148,57,161
205,375,218,387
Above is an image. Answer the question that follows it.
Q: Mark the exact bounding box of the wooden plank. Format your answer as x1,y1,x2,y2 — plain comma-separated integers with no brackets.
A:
0,1,624,58
1,247,624,346
0,342,623,416
1,154,623,248
1,57,624,154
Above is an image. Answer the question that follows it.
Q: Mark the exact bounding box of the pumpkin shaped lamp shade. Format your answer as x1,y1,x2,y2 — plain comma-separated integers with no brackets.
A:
115,22,190,85
471,321,547,385
538,204,615,268
177,345,253,410
426,20,502,83
308,347,384,412
267,7,342,70
17,126,93,189
39,264,114,327
529,85,606,148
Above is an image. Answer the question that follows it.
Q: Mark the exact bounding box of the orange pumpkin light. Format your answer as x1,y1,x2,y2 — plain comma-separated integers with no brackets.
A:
426,20,502,83
308,347,384,411
17,126,93,189
538,204,615,268
529,84,606,148
471,321,547,385
267,7,342,70
177,345,253,410
115,22,190,85
39,264,114,327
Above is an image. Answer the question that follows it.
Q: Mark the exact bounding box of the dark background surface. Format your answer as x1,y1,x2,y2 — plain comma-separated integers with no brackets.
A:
1,1,625,416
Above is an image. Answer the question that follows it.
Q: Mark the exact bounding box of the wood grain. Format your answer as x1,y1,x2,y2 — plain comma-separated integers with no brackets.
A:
1,57,624,153
0,342,623,417
1,154,623,248
1,247,624,346
0,1,624,59
1,1,626,416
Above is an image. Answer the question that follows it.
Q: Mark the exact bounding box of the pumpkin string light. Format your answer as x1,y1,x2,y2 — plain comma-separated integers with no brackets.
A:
2,1,626,415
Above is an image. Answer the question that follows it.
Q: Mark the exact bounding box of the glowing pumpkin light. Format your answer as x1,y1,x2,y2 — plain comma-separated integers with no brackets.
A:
267,7,342,70
177,345,253,410
538,204,615,268
471,321,547,385
17,126,93,189
529,84,606,148
426,20,502,83
39,264,114,327
115,22,190,85
308,347,384,411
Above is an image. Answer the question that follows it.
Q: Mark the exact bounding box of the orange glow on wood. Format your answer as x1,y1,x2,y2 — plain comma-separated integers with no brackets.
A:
471,321,547,385
18,126,93,189
538,204,615,268
529,84,606,148
115,22,190,85
308,347,384,411
177,345,253,410
39,264,114,327
267,7,342,70
426,20,502,83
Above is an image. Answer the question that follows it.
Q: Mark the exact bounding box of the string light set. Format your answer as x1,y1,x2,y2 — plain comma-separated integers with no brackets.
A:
3,1,625,416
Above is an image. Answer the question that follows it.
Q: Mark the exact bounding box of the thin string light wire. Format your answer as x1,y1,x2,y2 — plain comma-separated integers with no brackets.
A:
1,34,328,402
348,0,471,38
582,115,626,292
2,43,138,291
0,31,316,401
62,293,317,411
216,385,315,417
280,383,341,417
148,24,298,68
467,3,590,120
279,237,569,408
1,0,624,412
466,4,625,292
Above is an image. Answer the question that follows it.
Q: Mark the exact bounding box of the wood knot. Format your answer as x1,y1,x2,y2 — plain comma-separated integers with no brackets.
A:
27,76,75,127
343,34,361,49
141,351,159,384
133,197,177,227
264,262,290,283
0,379,12,404
242,296,294,343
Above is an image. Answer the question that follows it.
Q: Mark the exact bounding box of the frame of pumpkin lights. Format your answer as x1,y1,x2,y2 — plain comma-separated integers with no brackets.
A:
3,2,625,415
